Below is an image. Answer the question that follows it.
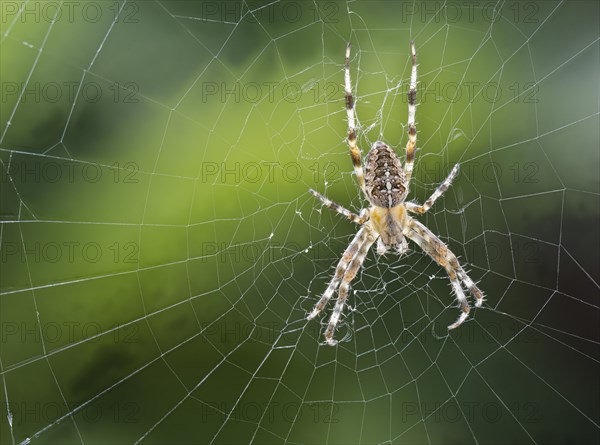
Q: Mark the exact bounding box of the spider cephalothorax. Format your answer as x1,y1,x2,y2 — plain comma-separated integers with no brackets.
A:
307,42,485,346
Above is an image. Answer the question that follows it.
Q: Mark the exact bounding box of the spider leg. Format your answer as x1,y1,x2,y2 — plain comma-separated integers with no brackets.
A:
404,41,417,185
403,217,484,329
308,189,367,224
396,237,409,256
376,238,388,255
308,226,371,320
344,43,366,194
456,269,485,308
324,228,377,345
405,163,460,215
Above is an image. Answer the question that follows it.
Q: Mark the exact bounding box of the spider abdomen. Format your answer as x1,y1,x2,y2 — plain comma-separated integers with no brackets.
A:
364,141,408,208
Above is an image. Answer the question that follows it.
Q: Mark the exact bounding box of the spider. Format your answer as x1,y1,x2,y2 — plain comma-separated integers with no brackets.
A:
307,42,484,346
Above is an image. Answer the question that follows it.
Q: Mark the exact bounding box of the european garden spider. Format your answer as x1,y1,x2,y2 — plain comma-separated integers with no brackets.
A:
308,42,484,345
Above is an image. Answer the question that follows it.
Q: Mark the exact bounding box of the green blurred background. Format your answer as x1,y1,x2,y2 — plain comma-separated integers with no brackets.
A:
1,1,598,444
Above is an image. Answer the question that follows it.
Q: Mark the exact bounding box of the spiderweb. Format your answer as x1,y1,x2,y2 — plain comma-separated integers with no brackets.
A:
1,1,599,444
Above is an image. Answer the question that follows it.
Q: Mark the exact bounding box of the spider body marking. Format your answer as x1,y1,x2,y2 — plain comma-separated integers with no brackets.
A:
307,42,484,346
364,142,408,208
364,141,409,251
